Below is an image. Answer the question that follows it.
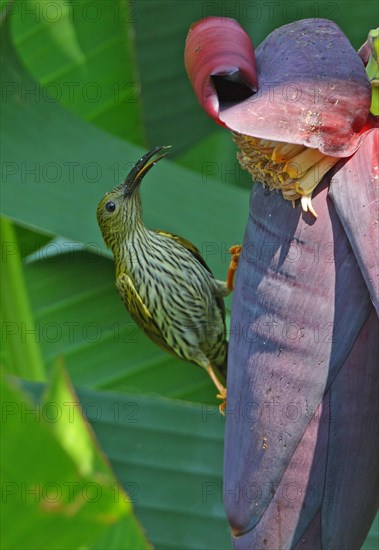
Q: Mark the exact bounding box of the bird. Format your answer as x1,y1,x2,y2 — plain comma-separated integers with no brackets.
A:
97,146,241,411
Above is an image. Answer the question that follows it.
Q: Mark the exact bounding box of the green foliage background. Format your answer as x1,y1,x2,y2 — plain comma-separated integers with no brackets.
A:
1,1,378,548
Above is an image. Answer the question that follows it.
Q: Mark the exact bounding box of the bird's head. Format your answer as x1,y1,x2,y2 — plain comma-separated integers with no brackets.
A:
97,146,169,249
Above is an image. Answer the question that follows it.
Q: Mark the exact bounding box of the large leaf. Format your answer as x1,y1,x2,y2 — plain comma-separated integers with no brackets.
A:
10,0,144,143
1,218,46,380
177,130,252,190
1,371,149,550
22,381,229,550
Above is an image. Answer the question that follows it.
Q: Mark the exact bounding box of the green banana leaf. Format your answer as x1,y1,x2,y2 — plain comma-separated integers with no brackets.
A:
20,378,229,550
1,371,149,550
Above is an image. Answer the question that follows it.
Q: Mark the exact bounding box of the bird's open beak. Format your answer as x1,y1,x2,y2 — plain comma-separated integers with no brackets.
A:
122,146,171,196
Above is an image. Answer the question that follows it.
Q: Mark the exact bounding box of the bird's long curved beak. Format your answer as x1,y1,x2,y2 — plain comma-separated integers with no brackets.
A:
122,146,171,196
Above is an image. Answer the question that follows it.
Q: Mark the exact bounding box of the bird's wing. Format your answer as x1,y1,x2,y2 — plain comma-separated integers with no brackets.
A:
153,229,213,274
116,272,174,356
153,229,226,319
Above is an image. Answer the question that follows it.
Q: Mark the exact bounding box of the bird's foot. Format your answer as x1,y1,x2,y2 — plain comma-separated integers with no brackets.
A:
227,244,242,291
206,365,227,415
217,388,227,416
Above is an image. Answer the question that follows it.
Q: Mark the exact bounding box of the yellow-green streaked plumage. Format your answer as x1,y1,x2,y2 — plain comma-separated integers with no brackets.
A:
96,147,230,401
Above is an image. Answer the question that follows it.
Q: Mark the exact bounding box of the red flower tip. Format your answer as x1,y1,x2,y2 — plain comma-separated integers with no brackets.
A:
184,17,258,123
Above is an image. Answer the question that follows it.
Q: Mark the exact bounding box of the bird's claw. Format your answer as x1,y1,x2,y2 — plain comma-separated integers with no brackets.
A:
227,245,242,291
218,400,226,415
206,364,227,415
216,389,227,416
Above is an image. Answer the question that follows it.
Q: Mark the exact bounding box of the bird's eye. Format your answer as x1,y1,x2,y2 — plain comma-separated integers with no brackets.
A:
105,201,116,213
